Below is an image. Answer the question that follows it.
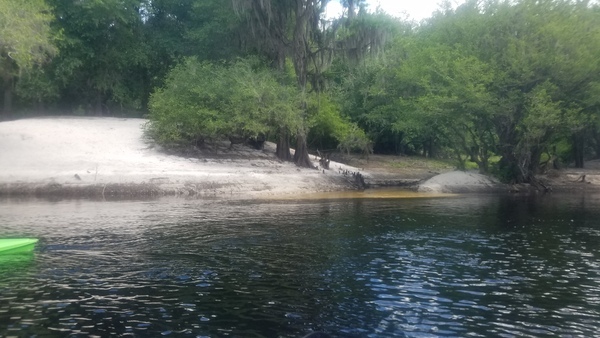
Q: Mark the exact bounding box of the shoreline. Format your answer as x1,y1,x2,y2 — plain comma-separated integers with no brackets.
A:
0,117,367,200
2,181,599,201
1,117,599,200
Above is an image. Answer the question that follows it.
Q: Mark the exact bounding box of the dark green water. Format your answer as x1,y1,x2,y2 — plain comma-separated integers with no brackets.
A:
1,193,599,337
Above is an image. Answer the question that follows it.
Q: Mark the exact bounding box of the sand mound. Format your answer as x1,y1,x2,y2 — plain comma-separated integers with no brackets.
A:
418,171,503,193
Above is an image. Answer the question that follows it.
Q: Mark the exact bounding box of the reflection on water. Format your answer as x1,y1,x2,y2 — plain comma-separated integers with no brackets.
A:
0,193,599,337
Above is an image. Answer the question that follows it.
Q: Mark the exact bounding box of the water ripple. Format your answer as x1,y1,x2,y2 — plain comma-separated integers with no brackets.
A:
1,195,600,336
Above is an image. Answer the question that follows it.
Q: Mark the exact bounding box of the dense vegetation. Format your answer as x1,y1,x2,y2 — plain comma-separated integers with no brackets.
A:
1,0,599,182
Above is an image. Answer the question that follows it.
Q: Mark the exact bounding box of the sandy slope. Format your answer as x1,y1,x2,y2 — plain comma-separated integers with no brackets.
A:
0,117,365,198
417,163,600,193
418,171,503,193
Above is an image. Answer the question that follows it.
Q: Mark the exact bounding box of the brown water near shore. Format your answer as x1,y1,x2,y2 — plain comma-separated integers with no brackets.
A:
264,188,456,200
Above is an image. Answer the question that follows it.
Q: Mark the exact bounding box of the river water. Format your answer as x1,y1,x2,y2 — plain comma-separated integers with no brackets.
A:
1,193,599,337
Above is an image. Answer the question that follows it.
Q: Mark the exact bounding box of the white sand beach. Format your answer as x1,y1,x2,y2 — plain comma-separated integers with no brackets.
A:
0,117,367,198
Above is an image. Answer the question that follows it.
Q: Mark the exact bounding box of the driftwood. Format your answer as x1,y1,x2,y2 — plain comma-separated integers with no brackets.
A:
338,167,366,190
530,175,552,192
353,171,366,190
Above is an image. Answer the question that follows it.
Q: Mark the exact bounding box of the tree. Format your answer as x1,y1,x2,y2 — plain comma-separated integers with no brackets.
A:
147,57,304,149
46,0,149,115
478,0,600,178
232,0,323,167
0,0,56,115
307,92,370,155
142,0,244,104
539,1,600,168
333,52,408,155
233,0,389,167
369,0,600,182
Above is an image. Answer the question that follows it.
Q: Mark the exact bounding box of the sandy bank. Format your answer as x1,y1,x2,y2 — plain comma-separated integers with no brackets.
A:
417,171,504,193
0,117,367,199
417,166,600,194
4,117,595,199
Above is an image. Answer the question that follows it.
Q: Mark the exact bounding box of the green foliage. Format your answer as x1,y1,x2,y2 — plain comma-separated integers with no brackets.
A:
233,0,388,166
335,10,400,62
143,0,243,92
336,0,600,181
336,124,371,155
307,93,370,154
147,57,303,147
147,60,224,145
333,56,405,154
15,65,60,105
519,82,562,146
43,0,150,114
0,0,57,73
0,0,57,113
553,139,575,165
2,0,598,182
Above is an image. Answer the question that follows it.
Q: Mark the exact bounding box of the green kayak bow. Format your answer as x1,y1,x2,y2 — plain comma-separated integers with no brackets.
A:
0,239,39,254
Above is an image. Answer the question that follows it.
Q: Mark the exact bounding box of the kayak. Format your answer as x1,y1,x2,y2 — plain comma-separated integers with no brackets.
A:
0,239,39,254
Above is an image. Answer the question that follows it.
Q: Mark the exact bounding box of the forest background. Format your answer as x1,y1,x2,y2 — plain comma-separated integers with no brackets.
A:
1,0,599,184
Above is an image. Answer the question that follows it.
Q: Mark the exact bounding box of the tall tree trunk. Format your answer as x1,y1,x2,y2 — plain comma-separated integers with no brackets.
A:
95,91,103,116
495,117,522,183
394,132,404,155
594,129,600,159
276,129,292,161
347,0,356,19
529,146,543,175
294,131,313,168
3,76,13,117
423,138,435,158
498,152,520,183
479,158,489,174
573,133,585,168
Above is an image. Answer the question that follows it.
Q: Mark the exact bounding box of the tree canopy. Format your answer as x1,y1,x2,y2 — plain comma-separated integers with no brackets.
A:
336,0,600,182
2,0,599,184
147,57,302,147
0,0,56,113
